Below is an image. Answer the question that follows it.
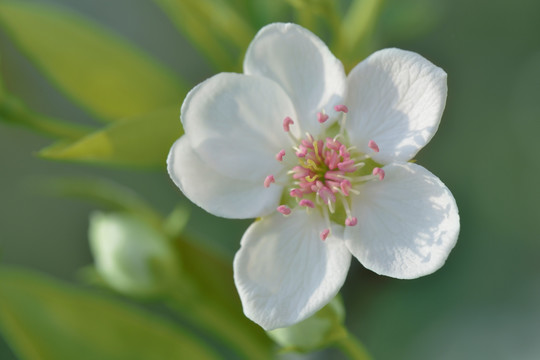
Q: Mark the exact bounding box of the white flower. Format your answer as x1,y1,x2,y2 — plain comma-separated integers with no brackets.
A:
167,23,459,330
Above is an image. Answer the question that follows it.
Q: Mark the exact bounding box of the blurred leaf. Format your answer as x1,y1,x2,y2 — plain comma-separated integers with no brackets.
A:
267,296,347,353
155,0,255,71
162,205,190,238
49,177,164,228
336,0,384,69
39,106,182,167
0,94,92,139
0,1,185,121
169,237,274,360
0,266,221,360
378,0,443,42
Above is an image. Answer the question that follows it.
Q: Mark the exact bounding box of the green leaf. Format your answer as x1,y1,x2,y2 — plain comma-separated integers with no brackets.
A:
38,106,182,167
335,0,385,70
169,237,274,360
0,95,92,140
0,266,221,360
0,1,186,121
48,177,164,227
155,0,255,71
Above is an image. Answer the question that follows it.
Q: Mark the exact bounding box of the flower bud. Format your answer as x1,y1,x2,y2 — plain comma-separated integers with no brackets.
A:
266,296,347,352
89,212,180,297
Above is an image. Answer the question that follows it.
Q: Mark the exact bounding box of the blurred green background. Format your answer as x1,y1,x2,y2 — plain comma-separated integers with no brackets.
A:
1,0,539,359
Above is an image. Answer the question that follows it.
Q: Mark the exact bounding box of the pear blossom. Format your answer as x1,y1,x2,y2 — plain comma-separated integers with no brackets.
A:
167,23,459,330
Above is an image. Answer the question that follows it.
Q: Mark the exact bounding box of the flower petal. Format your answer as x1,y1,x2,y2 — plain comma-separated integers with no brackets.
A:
346,48,447,163
182,72,297,181
167,136,282,219
244,23,347,135
345,162,459,279
234,210,351,330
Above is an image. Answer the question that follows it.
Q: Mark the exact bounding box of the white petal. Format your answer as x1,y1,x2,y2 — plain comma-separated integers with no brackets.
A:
234,210,351,330
167,136,282,219
244,23,347,136
182,72,296,181
345,162,459,279
346,48,447,163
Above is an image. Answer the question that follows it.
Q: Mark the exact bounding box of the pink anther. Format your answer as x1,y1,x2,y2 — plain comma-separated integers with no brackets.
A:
318,185,336,204
320,228,330,241
296,145,308,158
324,170,344,182
289,188,303,198
264,175,275,188
368,140,380,153
276,149,286,162
340,179,352,196
345,217,358,227
283,116,294,132
277,205,291,215
339,145,350,160
334,104,349,113
299,199,315,208
372,167,385,180
326,151,340,170
338,159,356,172
325,137,341,151
317,112,329,123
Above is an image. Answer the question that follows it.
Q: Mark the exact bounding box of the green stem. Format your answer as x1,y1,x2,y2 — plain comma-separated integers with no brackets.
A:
336,331,373,360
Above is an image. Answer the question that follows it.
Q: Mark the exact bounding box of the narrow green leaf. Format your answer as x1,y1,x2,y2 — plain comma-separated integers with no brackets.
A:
0,1,186,121
39,106,182,167
0,266,221,360
155,0,255,71
49,177,164,228
335,0,385,69
0,95,93,140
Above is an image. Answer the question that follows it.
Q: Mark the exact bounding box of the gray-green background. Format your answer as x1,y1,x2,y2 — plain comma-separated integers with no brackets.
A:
1,0,539,359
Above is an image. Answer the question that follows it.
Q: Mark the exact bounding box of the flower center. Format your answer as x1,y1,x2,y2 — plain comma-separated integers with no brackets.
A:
265,105,384,241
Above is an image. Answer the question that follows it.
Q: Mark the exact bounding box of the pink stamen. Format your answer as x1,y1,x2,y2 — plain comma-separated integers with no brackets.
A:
292,166,311,179
314,181,336,203
326,151,340,170
289,188,303,198
340,179,352,196
339,145,350,160
276,149,286,162
299,199,315,208
326,137,341,151
283,117,294,132
277,205,291,215
296,145,308,158
264,175,275,188
320,228,330,241
317,112,329,123
334,104,349,113
368,140,380,153
324,170,345,182
372,167,385,180
338,159,356,172
345,217,358,227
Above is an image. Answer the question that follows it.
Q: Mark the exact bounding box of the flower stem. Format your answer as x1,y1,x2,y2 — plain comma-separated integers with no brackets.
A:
336,331,373,360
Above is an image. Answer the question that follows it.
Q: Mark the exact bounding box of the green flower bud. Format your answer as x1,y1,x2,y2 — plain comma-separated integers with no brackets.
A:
89,211,180,297
267,296,347,353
